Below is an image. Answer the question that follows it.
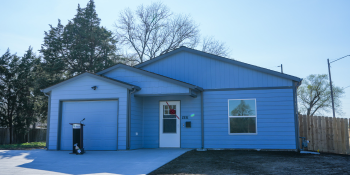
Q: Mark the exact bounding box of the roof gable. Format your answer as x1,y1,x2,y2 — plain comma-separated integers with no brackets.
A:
135,50,296,89
134,46,302,82
41,72,140,93
103,67,196,96
97,64,203,91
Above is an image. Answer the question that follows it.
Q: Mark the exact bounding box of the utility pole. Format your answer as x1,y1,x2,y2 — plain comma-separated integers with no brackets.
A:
327,55,350,118
327,59,336,118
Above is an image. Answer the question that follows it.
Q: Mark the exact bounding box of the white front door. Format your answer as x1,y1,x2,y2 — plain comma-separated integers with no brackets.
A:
159,101,180,147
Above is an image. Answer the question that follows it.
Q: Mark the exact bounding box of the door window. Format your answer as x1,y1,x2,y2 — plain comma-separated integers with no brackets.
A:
163,105,176,133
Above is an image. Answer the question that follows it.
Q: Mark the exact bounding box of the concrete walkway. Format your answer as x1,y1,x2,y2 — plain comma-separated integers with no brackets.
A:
0,148,190,175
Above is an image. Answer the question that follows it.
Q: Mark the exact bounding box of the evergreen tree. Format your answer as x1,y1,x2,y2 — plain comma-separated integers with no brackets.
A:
0,48,45,143
0,49,23,143
40,0,121,79
16,47,45,136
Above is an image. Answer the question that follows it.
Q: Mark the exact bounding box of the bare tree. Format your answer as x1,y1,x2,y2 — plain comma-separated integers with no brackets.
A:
298,74,345,116
230,100,253,116
201,36,230,57
115,2,230,63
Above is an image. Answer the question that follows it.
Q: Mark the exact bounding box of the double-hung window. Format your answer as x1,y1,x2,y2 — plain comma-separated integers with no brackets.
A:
228,99,257,134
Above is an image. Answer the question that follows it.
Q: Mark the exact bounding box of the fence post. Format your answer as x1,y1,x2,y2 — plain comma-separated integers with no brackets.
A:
318,116,322,152
333,117,338,153
313,116,317,151
312,116,317,151
325,117,329,152
308,115,314,151
336,117,340,154
322,116,327,152
341,118,346,154
299,115,303,149
329,117,334,153
337,118,342,154
318,116,323,152
303,115,307,146
344,118,349,155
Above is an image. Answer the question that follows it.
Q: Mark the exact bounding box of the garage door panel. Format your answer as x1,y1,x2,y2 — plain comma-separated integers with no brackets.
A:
103,140,116,147
62,110,117,114
64,109,116,115
104,126,117,134
61,100,118,150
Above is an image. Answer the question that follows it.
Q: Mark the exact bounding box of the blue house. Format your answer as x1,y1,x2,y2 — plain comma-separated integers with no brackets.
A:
42,46,302,151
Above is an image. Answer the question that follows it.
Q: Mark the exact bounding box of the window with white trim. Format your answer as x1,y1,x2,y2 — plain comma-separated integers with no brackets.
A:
228,99,257,134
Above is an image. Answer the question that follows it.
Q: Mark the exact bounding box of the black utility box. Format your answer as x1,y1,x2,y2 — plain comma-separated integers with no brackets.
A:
186,121,191,128
69,123,85,154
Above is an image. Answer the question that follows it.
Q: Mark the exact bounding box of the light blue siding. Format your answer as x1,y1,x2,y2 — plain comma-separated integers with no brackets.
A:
203,88,296,149
104,67,189,95
141,52,292,89
48,75,128,150
142,95,202,148
130,95,143,149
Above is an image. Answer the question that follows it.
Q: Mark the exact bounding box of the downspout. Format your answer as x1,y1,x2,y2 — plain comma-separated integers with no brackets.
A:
201,91,204,149
127,87,137,150
293,81,300,151
43,91,51,150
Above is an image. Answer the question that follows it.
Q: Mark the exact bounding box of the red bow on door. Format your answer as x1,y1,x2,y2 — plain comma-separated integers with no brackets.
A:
169,109,176,114
166,101,180,119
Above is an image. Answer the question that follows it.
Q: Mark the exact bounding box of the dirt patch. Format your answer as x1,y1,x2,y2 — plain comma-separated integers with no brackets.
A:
148,150,350,175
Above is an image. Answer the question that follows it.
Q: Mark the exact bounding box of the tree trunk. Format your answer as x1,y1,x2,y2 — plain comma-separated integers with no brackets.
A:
307,109,311,117
27,124,30,143
9,123,13,144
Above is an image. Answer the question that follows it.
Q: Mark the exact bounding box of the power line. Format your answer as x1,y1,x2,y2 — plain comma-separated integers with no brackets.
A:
330,55,350,63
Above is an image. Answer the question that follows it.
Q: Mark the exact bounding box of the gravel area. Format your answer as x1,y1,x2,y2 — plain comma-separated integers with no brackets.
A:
148,150,350,175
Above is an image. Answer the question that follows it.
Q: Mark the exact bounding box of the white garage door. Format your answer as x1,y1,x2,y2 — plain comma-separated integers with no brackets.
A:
60,100,118,150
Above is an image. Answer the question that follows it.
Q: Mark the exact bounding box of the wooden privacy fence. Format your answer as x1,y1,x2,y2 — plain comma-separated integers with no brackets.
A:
0,128,46,144
299,115,350,155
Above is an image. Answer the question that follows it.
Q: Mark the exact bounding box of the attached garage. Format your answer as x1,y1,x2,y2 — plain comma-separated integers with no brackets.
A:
60,100,119,150
42,72,140,150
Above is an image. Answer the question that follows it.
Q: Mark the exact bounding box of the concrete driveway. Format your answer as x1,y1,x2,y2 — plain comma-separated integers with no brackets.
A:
0,148,190,175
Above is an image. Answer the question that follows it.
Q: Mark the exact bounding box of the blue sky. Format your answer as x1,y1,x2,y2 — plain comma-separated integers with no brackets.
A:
1,0,349,118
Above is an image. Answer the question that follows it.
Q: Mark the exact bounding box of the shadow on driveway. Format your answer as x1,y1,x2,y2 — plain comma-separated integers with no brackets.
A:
0,150,25,159
0,149,190,175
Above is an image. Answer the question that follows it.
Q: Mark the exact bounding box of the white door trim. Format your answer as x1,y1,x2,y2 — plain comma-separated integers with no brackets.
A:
159,101,180,148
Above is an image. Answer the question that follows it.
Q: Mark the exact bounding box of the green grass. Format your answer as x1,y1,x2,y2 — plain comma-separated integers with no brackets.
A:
0,142,46,150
